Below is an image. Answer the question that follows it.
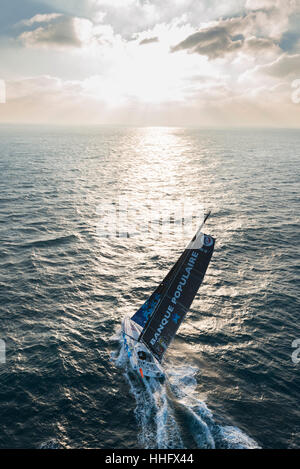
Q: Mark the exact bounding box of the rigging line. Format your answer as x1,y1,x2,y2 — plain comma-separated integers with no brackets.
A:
123,332,139,342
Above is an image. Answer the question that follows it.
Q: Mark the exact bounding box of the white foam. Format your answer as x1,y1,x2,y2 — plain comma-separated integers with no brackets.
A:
112,330,260,449
185,406,215,449
113,333,183,448
39,439,62,449
217,426,261,449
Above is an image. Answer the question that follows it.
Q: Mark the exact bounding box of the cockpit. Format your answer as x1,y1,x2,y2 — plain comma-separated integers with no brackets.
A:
137,350,153,363
135,346,164,379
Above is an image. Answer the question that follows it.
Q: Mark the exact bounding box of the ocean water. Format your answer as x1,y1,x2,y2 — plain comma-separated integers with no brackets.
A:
0,125,299,449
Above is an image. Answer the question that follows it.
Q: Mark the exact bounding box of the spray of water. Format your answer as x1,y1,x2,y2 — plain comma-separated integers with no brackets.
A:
113,334,260,449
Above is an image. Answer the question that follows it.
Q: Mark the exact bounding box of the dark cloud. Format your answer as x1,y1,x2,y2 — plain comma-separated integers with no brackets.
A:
171,13,279,59
245,36,278,51
139,36,159,45
19,15,82,48
171,18,247,58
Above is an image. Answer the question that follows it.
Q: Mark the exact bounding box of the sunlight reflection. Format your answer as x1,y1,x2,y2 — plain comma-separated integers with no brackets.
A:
114,127,203,247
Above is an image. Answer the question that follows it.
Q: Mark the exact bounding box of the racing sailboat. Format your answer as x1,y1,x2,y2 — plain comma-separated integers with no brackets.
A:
121,212,215,379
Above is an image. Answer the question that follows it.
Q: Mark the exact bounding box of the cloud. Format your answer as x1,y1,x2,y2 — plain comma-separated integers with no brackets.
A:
20,13,63,27
89,0,246,37
239,53,300,93
17,12,121,51
244,36,279,53
245,0,297,12
245,0,300,38
2,73,299,127
252,54,300,78
139,36,159,45
170,0,298,60
170,14,275,59
1,1,300,127
171,22,244,58
19,15,94,49
0,75,97,124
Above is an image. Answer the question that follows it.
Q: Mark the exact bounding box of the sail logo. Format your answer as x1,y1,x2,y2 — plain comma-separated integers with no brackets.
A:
150,305,174,346
172,314,180,324
204,235,214,247
149,251,199,346
171,251,199,306
142,294,160,324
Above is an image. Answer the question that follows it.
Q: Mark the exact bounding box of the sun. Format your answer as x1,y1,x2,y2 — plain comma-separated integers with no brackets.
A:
81,33,214,107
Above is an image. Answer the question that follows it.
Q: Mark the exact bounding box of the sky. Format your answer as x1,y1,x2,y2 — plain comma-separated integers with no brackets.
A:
0,0,299,126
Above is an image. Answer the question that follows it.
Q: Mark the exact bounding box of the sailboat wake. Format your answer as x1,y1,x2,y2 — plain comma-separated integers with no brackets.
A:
113,338,260,449
114,337,184,449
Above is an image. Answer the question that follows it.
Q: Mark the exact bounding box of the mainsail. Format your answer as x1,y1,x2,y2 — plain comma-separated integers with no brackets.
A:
132,215,215,362
131,249,189,328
